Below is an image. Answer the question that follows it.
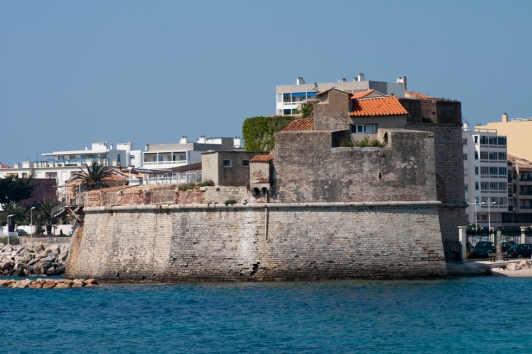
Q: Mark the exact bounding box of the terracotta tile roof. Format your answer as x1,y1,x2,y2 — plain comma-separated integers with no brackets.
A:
405,90,434,99
250,154,274,162
1,164,12,168
351,90,375,99
283,118,314,131
316,87,335,96
349,96,408,117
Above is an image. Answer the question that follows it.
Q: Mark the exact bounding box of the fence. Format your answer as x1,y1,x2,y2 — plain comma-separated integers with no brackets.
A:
150,190,175,204
443,240,462,262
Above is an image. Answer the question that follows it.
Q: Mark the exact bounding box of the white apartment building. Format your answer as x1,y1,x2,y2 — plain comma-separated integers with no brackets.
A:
142,136,241,170
463,123,508,228
276,74,407,115
0,141,138,202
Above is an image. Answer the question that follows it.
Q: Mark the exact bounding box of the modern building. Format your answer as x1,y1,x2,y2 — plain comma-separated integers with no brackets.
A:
501,155,532,227
462,123,508,228
142,136,241,170
275,74,407,115
476,113,532,162
0,142,138,203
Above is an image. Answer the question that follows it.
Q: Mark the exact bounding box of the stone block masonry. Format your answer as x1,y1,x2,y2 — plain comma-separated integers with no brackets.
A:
65,201,447,282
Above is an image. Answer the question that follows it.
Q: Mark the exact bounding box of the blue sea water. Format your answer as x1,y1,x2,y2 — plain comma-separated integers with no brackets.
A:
1,277,532,353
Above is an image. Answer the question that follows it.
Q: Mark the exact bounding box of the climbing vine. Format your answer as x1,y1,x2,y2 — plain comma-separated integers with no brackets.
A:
242,115,295,151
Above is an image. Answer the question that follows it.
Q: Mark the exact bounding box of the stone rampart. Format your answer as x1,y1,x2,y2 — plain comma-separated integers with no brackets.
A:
65,201,447,282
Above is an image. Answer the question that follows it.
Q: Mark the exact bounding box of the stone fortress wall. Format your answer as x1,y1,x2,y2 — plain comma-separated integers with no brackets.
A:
65,200,446,282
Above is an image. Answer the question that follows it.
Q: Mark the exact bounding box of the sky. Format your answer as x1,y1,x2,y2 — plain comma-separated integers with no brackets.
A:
1,0,532,165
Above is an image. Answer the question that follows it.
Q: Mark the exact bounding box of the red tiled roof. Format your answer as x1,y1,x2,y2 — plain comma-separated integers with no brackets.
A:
283,118,314,131
351,90,375,99
405,90,434,99
349,96,408,117
316,87,335,96
250,154,274,162
1,164,12,168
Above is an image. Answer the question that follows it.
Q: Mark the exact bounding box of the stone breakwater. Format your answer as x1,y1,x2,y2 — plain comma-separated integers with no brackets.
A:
0,278,98,288
0,244,69,277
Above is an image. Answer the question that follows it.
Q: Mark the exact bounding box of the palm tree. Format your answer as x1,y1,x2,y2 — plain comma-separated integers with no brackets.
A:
71,161,114,191
38,197,60,235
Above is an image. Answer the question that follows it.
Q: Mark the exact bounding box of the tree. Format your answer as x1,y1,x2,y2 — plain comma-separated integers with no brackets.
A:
71,161,114,191
0,175,34,209
37,197,60,235
1,202,27,233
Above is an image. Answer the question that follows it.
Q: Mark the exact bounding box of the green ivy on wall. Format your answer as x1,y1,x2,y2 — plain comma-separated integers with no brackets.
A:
242,116,295,151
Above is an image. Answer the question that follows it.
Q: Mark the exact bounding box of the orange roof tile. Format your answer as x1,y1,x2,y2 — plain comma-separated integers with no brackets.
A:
283,118,314,131
351,90,375,99
316,87,335,96
1,164,12,168
405,90,434,99
250,154,274,162
349,96,408,117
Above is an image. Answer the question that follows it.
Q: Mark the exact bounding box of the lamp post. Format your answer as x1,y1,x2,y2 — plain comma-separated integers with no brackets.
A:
482,198,497,233
6,214,14,245
30,207,35,245
468,200,480,230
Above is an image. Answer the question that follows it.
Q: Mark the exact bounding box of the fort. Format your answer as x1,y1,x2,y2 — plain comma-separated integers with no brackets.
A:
65,88,467,282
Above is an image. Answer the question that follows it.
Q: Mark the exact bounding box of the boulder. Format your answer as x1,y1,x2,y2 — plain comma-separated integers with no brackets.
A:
84,278,99,286
34,244,45,253
0,280,14,287
41,262,53,270
505,263,520,271
28,258,39,266
1,261,14,271
29,280,44,289
518,260,530,269
45,267,57,276
42,280,56,289
58,252,69,262
55,266,66,275
55,281,72,289
13,279,32,288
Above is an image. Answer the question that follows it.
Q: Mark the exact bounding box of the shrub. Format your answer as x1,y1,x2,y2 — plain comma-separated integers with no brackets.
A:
354,135,383,148
339,141,354,147
422,117,433,123
242,116,295,151
224,199,237,206
178,183,197,191
198,180,215,187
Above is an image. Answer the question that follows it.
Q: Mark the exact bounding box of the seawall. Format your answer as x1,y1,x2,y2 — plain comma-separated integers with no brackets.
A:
65,201,447,282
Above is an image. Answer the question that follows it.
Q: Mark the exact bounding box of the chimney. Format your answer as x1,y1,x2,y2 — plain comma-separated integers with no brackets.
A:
338,78,346,83
502,112,508,123
197,135,206,144
397,76,407,91
357,73,365,82
296,77,305,85
180,136,188,144
145,143,150,151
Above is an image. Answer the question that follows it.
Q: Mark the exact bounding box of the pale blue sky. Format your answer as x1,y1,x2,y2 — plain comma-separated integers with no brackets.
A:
1,1,531,164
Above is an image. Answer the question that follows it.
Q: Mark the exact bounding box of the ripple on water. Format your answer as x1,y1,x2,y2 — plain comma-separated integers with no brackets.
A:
2,277,532,353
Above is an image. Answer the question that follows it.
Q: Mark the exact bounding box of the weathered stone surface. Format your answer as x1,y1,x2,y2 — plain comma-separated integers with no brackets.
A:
66,202,447,282
506,263,520,271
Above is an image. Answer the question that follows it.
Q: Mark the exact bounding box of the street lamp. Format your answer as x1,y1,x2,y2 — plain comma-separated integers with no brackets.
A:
468,199,480,230
6,214,14,245
30,207,35,245
482,198,497,232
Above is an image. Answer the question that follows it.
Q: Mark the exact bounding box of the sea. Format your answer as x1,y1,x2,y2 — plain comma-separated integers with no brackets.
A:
2,276,532,353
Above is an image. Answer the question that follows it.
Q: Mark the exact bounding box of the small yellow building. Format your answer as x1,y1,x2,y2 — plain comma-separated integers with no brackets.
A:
477,113,532,161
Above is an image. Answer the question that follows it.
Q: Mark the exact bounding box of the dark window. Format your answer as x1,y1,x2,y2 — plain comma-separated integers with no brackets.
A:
223,160,232,167
242,160,250,167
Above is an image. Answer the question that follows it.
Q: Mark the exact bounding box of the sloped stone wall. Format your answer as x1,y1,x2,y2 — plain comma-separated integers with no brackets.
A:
65,201,447,282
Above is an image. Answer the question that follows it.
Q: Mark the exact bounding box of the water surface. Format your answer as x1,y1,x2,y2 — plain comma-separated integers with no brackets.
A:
2,277,530,353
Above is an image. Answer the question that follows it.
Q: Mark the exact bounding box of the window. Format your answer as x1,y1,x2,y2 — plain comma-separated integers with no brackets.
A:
480,151,489,160
463,154,468,160
499,182,507,190
69,155,76,160
223,160,232,167
480,136,488,145
22,173,27,178
499,167,507,175
474,136,478,144
498,137,507,146
475,182,479,190
489,167,498,175
481,166,489,175
463,138,468,145
465,184,468,191
351,124,378,134
117,154,121,163
474,151,479,160
475,167,479,175
242,160,250,167
488,136,497,145
481,182,489,191
490,182,498,190
498,152,506,161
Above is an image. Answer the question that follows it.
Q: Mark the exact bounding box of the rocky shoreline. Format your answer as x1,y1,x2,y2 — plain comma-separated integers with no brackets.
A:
0,278,98,288
0,244,69,276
